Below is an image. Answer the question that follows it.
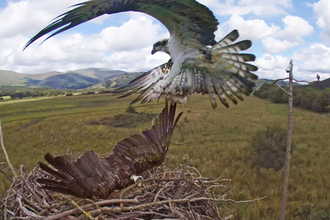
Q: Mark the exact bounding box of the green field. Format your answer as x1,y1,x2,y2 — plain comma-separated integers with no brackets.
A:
0,96,11,101
0,94,329,219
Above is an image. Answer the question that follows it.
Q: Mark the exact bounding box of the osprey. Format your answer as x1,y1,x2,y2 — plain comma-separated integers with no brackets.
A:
24,0,258,108
37,101,183,199
116,30,257,108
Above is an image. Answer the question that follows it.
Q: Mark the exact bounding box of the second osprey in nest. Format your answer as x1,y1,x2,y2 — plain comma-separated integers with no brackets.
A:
37,102,182,199
24,0,258,108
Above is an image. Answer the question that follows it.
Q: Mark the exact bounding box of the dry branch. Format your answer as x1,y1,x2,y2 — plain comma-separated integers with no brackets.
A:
0,116,17,177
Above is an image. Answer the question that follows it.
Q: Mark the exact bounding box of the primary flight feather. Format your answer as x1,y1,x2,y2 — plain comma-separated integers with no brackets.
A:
37,101,182,199
24,0,258,108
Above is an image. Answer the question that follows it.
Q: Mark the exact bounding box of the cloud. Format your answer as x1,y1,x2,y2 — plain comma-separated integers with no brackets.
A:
216,14,312,53
198,0,292,17
293,43,330,75
0,0,82,38
277,16,313,42
216,14,280,41
99,14,168,52
262,37,298,53
310,0,330,42
261,16,313,53
104,48,170,72
256,43,330,81
255,54,290,79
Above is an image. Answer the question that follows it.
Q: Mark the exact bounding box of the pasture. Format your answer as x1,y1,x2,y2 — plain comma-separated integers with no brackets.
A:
0,93,329,219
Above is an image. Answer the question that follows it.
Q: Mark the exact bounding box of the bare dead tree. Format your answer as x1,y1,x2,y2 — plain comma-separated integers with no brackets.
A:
272,60,312,220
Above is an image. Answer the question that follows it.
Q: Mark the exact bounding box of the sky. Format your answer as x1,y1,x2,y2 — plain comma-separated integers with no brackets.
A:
0,0,329,81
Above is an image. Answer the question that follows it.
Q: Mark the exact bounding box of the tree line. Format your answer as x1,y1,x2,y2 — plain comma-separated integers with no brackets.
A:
254,83,330,113
0,87,73,100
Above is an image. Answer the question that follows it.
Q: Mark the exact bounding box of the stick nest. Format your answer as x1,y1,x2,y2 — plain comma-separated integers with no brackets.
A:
3,163,234,220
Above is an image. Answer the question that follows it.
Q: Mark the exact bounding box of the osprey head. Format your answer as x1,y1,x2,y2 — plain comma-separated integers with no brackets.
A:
152,39,169,55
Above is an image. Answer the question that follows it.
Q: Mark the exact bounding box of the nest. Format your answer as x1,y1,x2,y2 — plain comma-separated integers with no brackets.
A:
3,163,237,220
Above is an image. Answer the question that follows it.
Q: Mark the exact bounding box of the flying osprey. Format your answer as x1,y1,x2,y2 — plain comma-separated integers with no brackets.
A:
37,101,182,199
24,0,258,108
116,30,257,108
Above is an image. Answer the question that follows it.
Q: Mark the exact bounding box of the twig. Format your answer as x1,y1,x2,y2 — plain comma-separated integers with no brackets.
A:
88,196,267,216
0,168,12,182
120,178,185,199
16,194,44,219
45,199,139,220
271,77,311,85
0,115,17,177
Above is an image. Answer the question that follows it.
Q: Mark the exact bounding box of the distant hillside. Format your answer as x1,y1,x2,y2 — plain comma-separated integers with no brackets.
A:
104,72,143,88
0,70,26,86
255,78,298,88
0,68,128,89
39,73,102,89
66,68,126,81
307,78,330,90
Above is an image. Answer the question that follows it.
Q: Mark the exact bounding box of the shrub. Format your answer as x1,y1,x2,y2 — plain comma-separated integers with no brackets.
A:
125,105,137,114
250,126,294,171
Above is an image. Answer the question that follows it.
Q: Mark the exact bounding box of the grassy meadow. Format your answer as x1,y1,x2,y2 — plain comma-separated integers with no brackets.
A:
0,93,329,219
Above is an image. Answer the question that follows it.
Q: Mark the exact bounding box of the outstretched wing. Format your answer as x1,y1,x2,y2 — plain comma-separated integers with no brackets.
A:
108,101,182,175
24,0,218,50
116,30,258,108
38,151,118,198
37,101,182,198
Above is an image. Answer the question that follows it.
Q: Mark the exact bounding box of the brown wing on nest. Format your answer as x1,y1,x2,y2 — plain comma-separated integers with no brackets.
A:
37,101,182,199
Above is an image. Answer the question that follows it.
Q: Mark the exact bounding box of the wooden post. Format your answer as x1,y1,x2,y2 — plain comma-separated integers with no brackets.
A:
0,116,17,177
280,60,293,220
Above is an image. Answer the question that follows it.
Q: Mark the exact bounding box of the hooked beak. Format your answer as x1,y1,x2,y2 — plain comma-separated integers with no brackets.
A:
151,48,156,55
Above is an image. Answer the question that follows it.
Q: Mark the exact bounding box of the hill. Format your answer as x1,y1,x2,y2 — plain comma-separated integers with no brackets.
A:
39,73,101,89
307,77,330,90
66,68,127,81
0,68,128,89
103,72,143,88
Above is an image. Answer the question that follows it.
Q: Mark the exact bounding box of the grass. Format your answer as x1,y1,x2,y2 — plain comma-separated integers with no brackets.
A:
0,96,11,101
0,93,330,219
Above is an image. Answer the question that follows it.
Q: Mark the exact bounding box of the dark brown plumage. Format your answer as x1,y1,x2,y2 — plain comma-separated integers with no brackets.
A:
37,101,182,199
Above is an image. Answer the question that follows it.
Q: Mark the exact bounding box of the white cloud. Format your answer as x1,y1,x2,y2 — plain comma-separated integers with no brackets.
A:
199,0,292,17
262,37,298,53
99,14,167,52
310,0,330,42
278,16,313,42
261,16,313,53
104,48,170,72
255,54,290,79
217,14,280,41
216,14,312,53
256,44,330,81
0,0,82,38
293,43,330,75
